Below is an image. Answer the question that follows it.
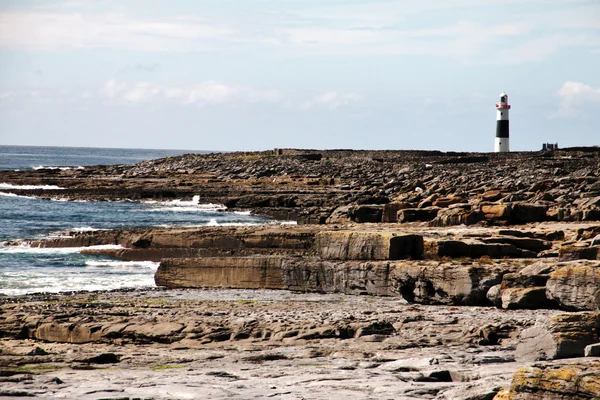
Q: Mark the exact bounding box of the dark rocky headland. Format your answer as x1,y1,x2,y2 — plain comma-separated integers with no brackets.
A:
1,147,600,399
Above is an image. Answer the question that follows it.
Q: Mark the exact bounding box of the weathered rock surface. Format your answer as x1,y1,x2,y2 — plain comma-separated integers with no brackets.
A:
315,231,423,260
546,263,600,311
497,359,600,399
16,222,600,312
515,312,600,362
2,148,600,398
1,148,598,225
0,289,560,399
155,257,285,289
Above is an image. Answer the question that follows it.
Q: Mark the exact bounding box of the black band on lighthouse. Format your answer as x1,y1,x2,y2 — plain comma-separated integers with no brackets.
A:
496,120,509,138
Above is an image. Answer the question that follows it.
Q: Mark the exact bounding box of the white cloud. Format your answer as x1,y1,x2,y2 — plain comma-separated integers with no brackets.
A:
0,12,233,51
0,1,597,64
302,91,363,110
555,81,600,117
101,80,283,106
1,80,362,110
490,33,598,64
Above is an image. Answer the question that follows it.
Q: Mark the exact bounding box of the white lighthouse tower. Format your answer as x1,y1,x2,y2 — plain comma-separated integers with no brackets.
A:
495,91,510,152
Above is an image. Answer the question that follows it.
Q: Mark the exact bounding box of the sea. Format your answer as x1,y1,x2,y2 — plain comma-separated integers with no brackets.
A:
0,145,274,296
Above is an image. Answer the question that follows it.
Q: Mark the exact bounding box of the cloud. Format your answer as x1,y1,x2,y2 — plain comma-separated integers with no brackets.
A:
302,91,363,110
490,33,599,64
0,12,233,52
101,79,284,106
1,80,361,111
0,1,598,64
555,81,600,117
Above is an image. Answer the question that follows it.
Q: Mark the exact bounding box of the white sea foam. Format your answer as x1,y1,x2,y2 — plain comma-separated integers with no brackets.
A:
45,227,103,239
0,192,37,199
32,165,82,171
70,226,101,232
0,271,156,296
144,195,227,213
0,244,123,254
85,260,159,270
204,220,269,227
0,183,64,190
234,211,252,216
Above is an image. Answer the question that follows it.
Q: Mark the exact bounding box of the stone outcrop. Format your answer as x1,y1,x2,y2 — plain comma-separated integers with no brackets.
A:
156,257,512,305
20,222,600,312
546,263,600,311
515,312,600,362
315,231,423,260
155,257,285,290
0,290,562,399
388,261,506,305
428,240,536,259
497,273,553,310
2,148,600,398
1,147,598,226
497,359,600,400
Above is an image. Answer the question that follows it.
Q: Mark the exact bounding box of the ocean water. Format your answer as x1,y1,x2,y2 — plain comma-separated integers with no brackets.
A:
0,145,200,171
0,146,273,295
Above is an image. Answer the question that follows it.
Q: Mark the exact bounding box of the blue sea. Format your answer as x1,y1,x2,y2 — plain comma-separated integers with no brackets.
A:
0,146,272,295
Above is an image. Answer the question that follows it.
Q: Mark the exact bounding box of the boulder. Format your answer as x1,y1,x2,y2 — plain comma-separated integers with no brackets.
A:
486,284,502,307
481,203,547,224
559,244,600,260
511,203,548,223
499,359,600,399
432,240,536,259
351,204,383,223
515,312,600,362
481,204,512,219
325,205,353,224
518,261,556,276
585,343,600,357
418,193,439,208
482,190,503,202
546,264,600,311
397,207,440,222
500,287,550,310
429,206,484,227
31,323,101,344
432,195,466,208
382,201,410,223
315,231,423,260
497,272,553,309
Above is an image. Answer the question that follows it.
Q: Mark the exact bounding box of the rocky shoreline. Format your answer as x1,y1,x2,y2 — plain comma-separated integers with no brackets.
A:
1,147,600,399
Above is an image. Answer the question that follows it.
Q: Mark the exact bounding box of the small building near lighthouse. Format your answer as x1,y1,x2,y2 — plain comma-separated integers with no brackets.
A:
495,92,510,152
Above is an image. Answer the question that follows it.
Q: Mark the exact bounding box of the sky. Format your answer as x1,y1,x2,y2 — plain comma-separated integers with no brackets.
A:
0,0,599,152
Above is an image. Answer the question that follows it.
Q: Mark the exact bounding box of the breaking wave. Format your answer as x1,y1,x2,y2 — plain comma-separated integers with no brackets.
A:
0,183,64,190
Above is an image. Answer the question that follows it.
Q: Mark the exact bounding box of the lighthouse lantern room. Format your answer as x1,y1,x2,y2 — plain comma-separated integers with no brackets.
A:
495,91,510,153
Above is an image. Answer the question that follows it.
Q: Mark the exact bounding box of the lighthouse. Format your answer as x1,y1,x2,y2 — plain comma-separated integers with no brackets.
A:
495,91,510,152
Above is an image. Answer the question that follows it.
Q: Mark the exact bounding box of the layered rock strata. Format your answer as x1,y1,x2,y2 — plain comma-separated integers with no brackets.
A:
2,147,600,398
19,222,600,312
1,148,598,225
